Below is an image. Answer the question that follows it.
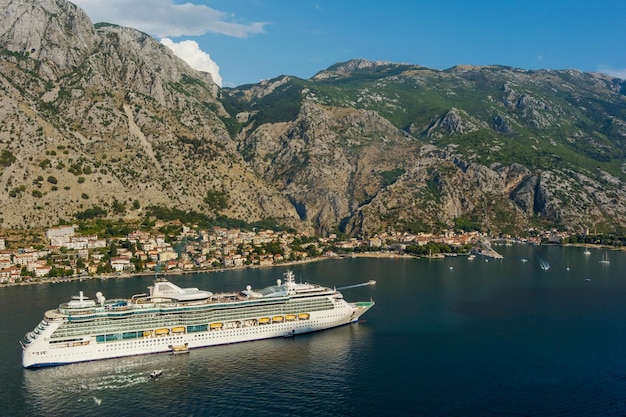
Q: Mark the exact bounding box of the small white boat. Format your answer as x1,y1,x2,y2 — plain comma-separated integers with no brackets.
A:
583,248,591,255
599,253,610,264
150,369,163,378
537,256,550,271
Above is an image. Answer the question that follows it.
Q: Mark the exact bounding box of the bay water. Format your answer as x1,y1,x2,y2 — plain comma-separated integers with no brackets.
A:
1,244,626,416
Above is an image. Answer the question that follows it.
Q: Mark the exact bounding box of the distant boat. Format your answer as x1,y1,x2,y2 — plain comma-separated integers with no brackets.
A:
521,258,528,263
599,253,610,264
583,248,591,255
468,255,476,260
150,369,163,378
537,256,550,271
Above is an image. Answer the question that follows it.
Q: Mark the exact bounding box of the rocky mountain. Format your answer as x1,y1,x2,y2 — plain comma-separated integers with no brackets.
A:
0,0,301,231
1,0,626,237
224,62,626,236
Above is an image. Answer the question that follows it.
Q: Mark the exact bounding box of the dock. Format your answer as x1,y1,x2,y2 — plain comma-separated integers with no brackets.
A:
474,239,504,259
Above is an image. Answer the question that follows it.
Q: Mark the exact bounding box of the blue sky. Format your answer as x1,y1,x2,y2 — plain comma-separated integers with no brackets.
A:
73,0,626,87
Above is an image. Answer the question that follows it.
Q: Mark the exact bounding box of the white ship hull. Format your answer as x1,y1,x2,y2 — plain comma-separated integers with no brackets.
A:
23,279,374,368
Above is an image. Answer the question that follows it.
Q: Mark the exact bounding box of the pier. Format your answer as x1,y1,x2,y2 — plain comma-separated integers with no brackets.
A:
474,239,504,259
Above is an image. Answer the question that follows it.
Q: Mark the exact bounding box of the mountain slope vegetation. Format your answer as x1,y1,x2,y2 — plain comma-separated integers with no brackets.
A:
1,0,626,237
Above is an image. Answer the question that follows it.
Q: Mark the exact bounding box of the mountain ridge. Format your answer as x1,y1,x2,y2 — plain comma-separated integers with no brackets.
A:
1,0,626,237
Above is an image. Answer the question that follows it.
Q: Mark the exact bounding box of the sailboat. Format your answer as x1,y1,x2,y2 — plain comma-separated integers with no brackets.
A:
599,252,610,264
583,247,591,255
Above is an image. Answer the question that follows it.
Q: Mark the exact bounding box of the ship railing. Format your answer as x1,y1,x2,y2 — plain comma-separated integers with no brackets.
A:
21,334,33,346
131,293,148,300
354,301,375,308
68,314,97,322
105,304,130,311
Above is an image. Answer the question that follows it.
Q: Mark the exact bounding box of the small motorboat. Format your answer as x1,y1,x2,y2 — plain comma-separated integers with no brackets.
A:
150,369,163,378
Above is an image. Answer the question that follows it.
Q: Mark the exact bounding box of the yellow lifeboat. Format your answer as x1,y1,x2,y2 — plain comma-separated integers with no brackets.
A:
285,314,296,321
143,330,153,337
210,322,223,329
298,313,310,320
258,317,270,324
155,328,169,336
272,316,284,323
171,326,185,333
170,343,189,354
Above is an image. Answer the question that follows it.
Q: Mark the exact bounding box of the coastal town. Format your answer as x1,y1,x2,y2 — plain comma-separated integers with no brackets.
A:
0,222,574,286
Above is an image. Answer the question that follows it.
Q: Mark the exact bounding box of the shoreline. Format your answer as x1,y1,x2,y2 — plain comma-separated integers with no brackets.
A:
3,242,623,288
0,251,417,289
0,255,328,288
0,252,417,289
562,242,626,251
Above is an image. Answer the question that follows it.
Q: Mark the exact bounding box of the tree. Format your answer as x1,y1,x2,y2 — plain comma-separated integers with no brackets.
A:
110,242,118,257
204,191,228,211
76,258,86,270
131,256,143,272
111,199,126,214
48,267,68,277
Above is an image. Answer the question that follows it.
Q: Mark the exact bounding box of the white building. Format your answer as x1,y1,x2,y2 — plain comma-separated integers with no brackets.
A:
110,257,131,272
158,250,178,262
46,226,75,240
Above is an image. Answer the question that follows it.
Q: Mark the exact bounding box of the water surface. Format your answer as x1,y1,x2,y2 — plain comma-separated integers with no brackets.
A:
2,244,625,416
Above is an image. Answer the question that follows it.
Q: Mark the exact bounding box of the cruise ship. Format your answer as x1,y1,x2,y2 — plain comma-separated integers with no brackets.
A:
21,271,375,368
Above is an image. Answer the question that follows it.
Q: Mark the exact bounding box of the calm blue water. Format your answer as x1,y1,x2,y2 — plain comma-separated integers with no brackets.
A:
2,244,626,416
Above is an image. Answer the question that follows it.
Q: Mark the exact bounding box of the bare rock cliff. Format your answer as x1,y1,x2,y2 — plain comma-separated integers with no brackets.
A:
0,0,97,70
0,0,302,230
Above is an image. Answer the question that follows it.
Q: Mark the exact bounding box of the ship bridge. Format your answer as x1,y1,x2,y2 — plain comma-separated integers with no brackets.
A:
241,270,332,298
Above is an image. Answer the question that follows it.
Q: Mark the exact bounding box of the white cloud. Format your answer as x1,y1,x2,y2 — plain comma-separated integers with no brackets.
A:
161,38,222,87
597,65,626,80
73,0,267,38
